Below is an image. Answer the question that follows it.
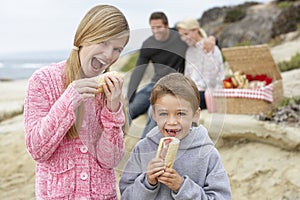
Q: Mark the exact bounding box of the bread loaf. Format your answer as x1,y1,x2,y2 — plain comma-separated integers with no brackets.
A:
156,137,180,168
95,71,123,93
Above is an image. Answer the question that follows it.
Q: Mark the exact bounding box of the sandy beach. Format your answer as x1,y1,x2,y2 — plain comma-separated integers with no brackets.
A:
1,37,300,199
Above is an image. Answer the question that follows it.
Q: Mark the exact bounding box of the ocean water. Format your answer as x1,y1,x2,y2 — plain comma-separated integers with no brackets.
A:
0,48,137,81
0,50,69,80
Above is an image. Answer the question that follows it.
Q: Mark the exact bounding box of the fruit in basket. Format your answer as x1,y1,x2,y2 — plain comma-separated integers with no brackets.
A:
231,71,248,88
223,79,233,88
222,70,274,89
248,80,266,89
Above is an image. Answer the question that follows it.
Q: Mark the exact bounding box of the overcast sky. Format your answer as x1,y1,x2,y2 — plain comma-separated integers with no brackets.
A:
0,0,272,54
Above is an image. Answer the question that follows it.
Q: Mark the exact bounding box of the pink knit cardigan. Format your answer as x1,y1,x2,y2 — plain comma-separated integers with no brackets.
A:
24,61,125,199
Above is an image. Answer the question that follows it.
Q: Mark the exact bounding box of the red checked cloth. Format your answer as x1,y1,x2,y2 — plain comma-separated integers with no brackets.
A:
213,83,274,102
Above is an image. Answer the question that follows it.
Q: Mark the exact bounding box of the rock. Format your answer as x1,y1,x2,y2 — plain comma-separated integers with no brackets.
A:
200,1,300,48
272,1,300,37
200,111,300,151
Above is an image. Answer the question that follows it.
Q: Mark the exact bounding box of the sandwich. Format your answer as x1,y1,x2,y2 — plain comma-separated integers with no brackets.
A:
156,137,180,168
95,71,123,93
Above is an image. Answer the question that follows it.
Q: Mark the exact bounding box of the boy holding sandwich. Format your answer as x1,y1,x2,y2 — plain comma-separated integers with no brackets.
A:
119,73,231,199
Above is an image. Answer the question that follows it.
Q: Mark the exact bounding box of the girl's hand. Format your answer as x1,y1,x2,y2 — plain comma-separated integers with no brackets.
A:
158,167,183,192
146,158,166,186
102,73,123,112
72,78,99,99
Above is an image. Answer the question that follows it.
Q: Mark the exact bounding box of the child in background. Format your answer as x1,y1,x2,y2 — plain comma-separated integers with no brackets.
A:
119,73,231,199
23,5,129,199
177,18,224,110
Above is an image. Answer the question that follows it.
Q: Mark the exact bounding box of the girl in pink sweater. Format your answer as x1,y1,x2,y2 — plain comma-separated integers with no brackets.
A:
24,5,129,199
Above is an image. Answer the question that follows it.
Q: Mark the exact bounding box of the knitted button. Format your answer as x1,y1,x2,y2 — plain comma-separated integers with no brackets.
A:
80,172,88,180
80,146,88,153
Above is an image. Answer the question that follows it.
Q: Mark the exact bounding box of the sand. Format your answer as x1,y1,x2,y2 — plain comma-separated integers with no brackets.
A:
1,37,300,199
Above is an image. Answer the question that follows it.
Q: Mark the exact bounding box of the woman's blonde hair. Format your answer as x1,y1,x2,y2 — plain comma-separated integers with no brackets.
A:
65,5,130,138
176,17,207,38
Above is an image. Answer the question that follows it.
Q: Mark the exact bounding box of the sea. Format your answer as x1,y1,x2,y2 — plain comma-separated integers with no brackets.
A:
0,50,69,81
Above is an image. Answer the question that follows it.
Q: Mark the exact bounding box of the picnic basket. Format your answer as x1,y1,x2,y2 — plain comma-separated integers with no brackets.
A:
213,44,284,114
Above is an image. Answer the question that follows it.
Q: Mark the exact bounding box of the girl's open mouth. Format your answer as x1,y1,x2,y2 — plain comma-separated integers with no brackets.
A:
91,57,107,72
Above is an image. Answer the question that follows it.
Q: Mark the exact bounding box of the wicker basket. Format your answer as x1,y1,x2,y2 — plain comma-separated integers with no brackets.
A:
213,44,284,114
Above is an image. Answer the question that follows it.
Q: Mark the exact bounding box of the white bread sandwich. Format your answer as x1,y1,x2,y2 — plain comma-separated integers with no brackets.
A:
156,137,180,168
95,71,123,93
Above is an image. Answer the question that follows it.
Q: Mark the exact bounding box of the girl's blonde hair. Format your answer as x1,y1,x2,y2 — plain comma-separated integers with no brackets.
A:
65,5,130,138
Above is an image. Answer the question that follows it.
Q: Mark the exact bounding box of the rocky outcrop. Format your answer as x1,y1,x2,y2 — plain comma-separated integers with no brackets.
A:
199,1,300,48
200,112,300,151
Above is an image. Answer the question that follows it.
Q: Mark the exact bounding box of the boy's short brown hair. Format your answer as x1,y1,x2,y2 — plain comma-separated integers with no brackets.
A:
150,73,200,112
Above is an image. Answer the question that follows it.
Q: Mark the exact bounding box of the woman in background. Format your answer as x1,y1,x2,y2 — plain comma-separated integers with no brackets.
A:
177,18,224,110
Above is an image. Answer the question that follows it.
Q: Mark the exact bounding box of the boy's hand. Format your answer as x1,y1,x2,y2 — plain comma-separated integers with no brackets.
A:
146,158,165,186
158,167,183,191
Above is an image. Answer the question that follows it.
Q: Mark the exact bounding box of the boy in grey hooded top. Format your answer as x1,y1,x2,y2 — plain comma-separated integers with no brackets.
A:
119,73,231,199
